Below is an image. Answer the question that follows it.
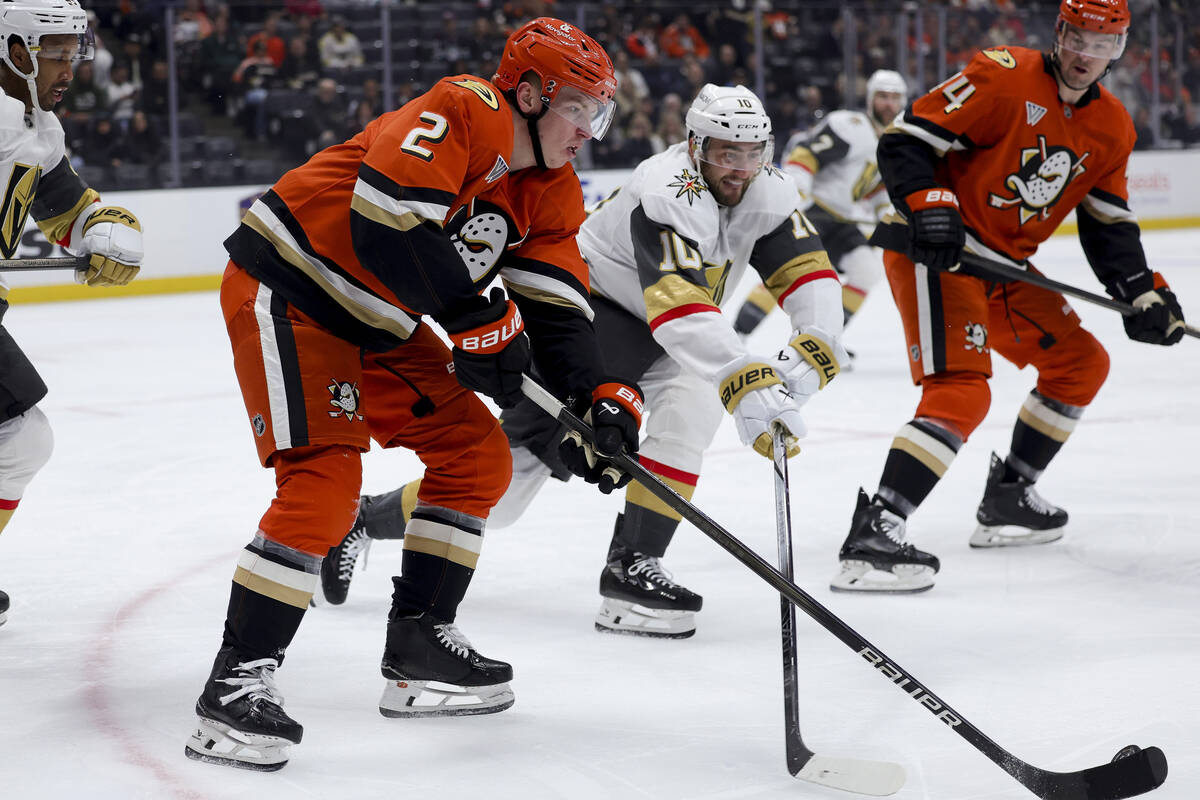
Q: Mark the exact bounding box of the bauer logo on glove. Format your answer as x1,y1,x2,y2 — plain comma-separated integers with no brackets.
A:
73,205,143,287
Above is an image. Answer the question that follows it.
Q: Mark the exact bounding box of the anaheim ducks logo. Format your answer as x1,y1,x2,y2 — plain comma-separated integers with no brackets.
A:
445,199,518,282
988,135,1088,225
327,380,363,421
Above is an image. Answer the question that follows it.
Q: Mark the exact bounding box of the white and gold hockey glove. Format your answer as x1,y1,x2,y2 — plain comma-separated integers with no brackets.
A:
770,325,848,406
72,205,143,287
718,357,805,459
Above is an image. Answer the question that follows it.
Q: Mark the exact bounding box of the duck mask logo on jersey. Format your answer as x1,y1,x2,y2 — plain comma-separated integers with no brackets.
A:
328,380,363,421
987,135,1089,225
446,200,515,282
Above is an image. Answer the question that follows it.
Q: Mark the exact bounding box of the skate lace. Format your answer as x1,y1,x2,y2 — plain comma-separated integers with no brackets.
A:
877,512,906,546
217,658,285,707
627,555,677,587
1020,485,1056,515
434,622,472,660
337,530,371,581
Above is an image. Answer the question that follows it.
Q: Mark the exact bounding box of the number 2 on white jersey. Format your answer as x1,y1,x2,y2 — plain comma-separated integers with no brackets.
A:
401,112,449,161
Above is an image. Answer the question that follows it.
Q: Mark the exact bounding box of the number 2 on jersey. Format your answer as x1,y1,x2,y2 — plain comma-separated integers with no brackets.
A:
401,112,449,161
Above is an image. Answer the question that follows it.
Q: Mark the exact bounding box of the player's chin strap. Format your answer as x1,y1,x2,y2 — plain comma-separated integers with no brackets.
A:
504,88,551,170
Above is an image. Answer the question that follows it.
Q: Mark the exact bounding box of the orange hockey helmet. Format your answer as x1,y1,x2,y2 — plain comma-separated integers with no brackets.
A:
1059,0,1130,36
494,17,617,140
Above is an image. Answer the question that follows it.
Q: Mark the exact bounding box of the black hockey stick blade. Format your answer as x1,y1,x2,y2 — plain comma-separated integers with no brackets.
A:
958,252,1198,340
519,376,1169,800
0,256,89,271
772,426,905,796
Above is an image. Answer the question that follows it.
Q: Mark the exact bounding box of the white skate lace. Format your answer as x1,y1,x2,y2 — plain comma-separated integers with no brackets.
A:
434,622,472,660
218,658,285,707
627,555,678,587
1020,486,1057,516
877,511,907,546
337,530,371,581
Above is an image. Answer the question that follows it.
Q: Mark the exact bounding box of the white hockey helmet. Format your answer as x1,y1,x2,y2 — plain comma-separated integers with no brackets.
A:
865,69,907,126
0,0,93,82
686,83,773,171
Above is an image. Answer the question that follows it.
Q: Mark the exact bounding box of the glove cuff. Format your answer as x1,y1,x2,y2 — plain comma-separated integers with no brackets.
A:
592,380,643,426
718,361,782,414
904,188,959,213
788,332,841,389
444,297,524,354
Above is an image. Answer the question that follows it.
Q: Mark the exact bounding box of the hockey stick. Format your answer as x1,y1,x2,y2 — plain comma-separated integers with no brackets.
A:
959,253,1199,340
521,374,1168,800
770,424,905,795
0,256,88,271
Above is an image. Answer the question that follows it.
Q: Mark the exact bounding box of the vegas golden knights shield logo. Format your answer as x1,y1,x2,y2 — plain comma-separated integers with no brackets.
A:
0,163,41,258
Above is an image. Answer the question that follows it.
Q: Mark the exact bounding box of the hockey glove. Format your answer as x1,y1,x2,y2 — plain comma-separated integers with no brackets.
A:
1124,273,1185,346
74,206,143,287
771,325,848,406
559,380,643,494
905,189,964,273
718,358,805,459
440,288,530,408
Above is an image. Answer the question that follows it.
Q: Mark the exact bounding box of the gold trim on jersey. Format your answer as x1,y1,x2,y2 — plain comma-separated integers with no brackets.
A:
402,518,482,569
762,250,835,299
34,186,98,246
851,161,881,203
349,193,426,232
784,146,819,174
243,202,419,341
643,272,716,322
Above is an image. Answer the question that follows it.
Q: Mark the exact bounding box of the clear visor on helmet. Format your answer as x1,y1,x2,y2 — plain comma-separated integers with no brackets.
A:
546,84,616,140
1057,21,1126,60
694,136,775,172
33,30,96,64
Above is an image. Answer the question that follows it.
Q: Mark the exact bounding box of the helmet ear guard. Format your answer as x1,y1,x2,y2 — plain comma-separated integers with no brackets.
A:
0,0,91,82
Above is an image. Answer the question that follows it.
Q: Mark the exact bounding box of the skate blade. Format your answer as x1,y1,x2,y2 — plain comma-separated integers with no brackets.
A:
969,523,1064,548
378,678,515,718
829,560,935,594
184,717,293,771
594,599,696,638
0,610,7,627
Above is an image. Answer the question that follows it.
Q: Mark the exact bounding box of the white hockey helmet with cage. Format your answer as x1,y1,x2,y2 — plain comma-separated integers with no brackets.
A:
865,69,907,126
0,0,93,82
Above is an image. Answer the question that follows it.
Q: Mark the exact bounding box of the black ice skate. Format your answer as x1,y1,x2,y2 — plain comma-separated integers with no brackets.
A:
379,612,514,718
595,546,703,639
830,489,940,593
970,452,1067,548
314,498,373,606
184,647,303,771
0,588,8,627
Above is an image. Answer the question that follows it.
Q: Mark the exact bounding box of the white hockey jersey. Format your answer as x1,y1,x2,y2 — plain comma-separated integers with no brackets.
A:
0,93,99,295
578,141,842,386
782,110,889,227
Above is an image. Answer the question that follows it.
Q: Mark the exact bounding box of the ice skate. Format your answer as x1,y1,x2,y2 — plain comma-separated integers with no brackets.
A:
314,499,373,606
185,647,303,771
0,589,8,627
831,489,940,593
970,453,1066,548
379,612,514,718
595,546,703,639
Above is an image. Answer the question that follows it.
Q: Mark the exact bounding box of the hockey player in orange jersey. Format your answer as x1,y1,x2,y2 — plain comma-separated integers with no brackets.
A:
832,0,1186,593
185,18,643,771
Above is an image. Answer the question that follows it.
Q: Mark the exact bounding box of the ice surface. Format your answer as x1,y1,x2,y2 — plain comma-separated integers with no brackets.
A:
0,231,1196,799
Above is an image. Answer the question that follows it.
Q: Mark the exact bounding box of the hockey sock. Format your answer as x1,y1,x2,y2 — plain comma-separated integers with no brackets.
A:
390,507,484,622
1005,390,1084,483
875,418,963,518
223,534,321,661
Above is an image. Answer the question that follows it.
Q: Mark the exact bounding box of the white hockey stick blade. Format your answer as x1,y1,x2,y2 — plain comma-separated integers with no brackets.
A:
796,754,906,796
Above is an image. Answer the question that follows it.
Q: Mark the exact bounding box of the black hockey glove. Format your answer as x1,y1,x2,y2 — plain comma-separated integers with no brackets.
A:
1124,273,1185,346
439,288,530,408
559,380,643,494
905,188,965,272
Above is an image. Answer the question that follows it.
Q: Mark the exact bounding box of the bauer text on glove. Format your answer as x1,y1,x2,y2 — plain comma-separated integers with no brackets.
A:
559,380,643,494
771,326,848,405
439,288,530,408
905,189,964,273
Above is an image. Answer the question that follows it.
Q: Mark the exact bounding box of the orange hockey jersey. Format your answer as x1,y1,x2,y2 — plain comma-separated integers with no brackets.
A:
873,47,1152,300
225,75,593,354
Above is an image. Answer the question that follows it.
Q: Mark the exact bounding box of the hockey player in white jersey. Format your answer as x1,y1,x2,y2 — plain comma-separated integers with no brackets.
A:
319,85,847,639
734,70,908,348
0,0,143,627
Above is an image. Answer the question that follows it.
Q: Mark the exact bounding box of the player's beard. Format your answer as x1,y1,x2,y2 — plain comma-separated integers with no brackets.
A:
700,162,753,207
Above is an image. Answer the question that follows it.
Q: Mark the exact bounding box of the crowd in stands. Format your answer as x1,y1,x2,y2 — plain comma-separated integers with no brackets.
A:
62,0,1200,190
